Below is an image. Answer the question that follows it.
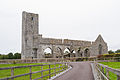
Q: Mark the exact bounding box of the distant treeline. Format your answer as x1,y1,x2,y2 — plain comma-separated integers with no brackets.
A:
0,53,21,59
97,49,120,58
108,49,120,54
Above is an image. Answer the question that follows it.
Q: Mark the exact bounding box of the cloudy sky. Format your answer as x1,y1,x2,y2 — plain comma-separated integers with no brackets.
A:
0,0,120,54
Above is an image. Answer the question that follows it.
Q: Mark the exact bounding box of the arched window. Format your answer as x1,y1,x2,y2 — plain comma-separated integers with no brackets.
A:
84,48,90,57
99,44,102,55
31,17,33,20
64,48,70,57
44,48,52,58
72,50,76,57
56,47,62,58
32,48,37,58
64,48,70,54
77,47,83,57
72,50,76,54
78,47,81,52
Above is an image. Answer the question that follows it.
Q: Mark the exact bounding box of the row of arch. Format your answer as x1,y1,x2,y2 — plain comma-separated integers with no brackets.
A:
43,47,90,58
32,44,103,58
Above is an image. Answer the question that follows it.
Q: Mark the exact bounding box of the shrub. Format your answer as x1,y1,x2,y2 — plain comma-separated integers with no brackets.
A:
97,53,120,58
97,54,104,58
114,53,120,57
103,54,114,57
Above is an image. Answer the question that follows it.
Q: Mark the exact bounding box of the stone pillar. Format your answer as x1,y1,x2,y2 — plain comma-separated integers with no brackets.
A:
81,49,85,57
37,46,43,58
52,45,56,58
61,50,64,58
75,50,79,57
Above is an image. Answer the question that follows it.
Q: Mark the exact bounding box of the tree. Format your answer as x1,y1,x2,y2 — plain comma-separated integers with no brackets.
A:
8,53,13,59
108,50,114,54
13,53,21,59
3,55,8,59
115,49,120,53
0,55,8,59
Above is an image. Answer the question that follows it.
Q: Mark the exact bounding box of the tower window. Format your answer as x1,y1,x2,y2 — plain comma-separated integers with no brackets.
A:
99,44,102,54
31,17,33,20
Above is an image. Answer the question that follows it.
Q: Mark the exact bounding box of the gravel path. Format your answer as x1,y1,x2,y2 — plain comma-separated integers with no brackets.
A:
53,62,94,80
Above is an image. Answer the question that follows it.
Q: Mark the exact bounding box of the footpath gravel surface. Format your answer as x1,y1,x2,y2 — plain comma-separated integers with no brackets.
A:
53,62,94,80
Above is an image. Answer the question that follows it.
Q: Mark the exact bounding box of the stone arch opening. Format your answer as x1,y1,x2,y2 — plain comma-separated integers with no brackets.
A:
77,47,83,57
99,44,102,55
63,48,70,58
56,47,63,58
84,48,90,57
44,47,52,58
72,50,76,53
71,50,76,57
32,48,38,58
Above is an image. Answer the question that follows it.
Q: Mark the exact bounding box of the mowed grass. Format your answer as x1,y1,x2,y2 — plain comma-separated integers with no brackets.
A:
100,62,120,80
0,63,66,80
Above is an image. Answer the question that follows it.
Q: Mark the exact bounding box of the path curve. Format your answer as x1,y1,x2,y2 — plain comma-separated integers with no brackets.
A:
53,62,94,80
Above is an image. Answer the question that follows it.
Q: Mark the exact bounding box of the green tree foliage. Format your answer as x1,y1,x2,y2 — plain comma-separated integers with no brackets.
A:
8,53,14,59
14,53,21,59
115,49,120,53
108,50,114,54
0,55,8,59
0,53,21,59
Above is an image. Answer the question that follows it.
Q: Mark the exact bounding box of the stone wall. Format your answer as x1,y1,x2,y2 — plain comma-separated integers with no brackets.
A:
21,11,108,59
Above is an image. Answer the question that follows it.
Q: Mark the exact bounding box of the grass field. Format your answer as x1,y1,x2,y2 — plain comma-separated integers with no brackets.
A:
100,62,120,80
0,63,66,80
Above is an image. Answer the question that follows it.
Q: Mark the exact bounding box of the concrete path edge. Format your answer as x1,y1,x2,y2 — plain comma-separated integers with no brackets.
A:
91,63,98,80
49,65,72,80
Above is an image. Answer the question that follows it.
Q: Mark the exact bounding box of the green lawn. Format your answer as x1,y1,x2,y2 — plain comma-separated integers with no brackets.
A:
100,62,120,80
0,63,66,80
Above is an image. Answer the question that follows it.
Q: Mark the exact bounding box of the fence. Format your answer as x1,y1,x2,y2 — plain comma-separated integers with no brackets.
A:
94,62,120,80
0,57,95,64
0,63,68,80
0,57,120,64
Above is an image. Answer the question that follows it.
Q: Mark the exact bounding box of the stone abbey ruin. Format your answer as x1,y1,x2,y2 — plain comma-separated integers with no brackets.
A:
21,11,108,59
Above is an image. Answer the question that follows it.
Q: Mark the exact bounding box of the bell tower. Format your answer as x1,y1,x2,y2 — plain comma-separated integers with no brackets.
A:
21,11,39,59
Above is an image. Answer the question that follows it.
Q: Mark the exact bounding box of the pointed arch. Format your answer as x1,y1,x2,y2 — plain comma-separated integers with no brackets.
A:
56,47,63,58
84,48,90,57
32,48,38,58
71,50,76,57
44,47,52,58
77,47,83,57
99,44,102,55
63,48,71,58
64,48,70,54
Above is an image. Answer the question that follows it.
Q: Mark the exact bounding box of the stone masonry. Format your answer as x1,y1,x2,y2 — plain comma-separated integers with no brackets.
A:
21,11,108,59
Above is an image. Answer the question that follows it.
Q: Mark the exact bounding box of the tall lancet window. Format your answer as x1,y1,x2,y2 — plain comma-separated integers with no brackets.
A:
99,44,102,55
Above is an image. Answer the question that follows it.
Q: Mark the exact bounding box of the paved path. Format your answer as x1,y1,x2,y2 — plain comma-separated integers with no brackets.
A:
54,62,94,80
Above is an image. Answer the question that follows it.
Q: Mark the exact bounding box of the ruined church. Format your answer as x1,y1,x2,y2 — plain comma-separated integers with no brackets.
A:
21,11,108,59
